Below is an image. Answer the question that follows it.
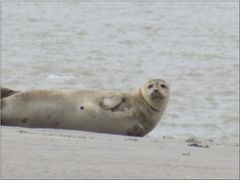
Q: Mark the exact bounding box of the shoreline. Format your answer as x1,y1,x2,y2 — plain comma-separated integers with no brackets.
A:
1,126,239,179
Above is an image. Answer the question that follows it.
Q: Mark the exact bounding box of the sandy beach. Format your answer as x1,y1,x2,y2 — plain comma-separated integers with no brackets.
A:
1,126,239,179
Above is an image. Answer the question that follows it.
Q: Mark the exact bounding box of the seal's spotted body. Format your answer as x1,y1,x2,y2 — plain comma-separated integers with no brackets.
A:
0,79,170,137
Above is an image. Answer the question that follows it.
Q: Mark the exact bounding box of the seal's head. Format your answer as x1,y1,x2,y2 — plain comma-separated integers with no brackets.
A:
140,79,170,111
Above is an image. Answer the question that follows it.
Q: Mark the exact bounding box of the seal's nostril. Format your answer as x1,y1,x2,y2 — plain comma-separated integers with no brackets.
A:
154,89,158,93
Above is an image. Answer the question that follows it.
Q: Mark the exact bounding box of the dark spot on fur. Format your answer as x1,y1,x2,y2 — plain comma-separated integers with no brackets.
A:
56,122,59,125
21,118,28,124
80,106,84,110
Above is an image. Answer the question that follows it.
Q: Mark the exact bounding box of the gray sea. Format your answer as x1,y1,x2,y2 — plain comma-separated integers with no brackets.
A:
2,2,239,145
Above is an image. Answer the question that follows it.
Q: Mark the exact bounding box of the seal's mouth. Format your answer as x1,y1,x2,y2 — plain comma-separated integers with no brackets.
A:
139,88,160,112
150,89,164,99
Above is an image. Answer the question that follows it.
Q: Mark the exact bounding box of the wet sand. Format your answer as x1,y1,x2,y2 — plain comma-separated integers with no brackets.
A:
1,126,239,179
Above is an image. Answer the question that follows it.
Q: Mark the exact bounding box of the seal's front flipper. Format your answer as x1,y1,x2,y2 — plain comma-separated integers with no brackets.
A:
127,124,146,137
100,95,125,111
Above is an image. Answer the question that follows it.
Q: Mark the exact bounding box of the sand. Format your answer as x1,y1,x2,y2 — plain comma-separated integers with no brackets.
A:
1,126,239,179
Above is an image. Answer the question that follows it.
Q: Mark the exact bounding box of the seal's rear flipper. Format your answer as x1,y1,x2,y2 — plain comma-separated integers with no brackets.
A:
0,87,20,99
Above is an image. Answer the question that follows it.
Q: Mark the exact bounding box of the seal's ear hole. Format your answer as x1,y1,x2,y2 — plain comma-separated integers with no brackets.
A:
148,84,153,89
160,84,167,89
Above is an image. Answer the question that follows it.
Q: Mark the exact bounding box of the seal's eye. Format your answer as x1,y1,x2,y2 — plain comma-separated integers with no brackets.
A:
160,84,167,89
148,84,154,89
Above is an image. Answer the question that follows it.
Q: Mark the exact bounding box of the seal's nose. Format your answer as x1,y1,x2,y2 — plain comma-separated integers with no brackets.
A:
154,89,158,93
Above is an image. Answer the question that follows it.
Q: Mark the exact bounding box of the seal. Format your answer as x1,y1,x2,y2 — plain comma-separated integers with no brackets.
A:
0,79,170,137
